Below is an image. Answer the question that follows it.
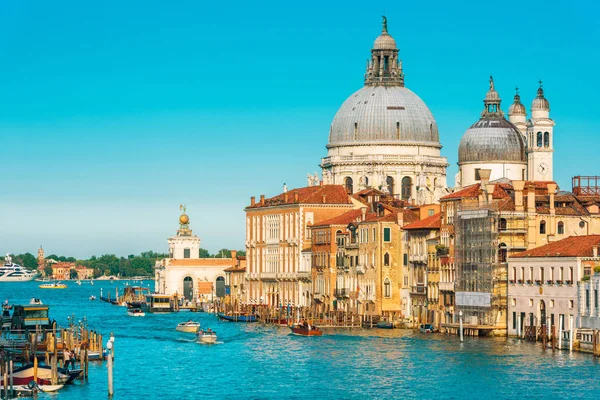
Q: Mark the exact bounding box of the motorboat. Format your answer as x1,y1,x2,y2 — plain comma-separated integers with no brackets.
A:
376,321,394,329
0,254,38,282
10,364,75,385
39,282,68,289
197,329,218,344
176,320,200,333
0,383,64,395
289,323,322,336
419,324,437,333
76,280,82,285
89,295,96,300
127,308,145,317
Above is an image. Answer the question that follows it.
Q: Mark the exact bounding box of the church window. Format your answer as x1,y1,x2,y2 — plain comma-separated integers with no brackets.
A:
354,122,358,140
384,252,390,266
386,176,394,194
537,132,543,147
540,220,546,234
474,168,481,181
401,176,412,200
544,132,550,148
558,221,564,234
384,278,391,298
184,248,191,258
499,218,507,231
396,122,400,139
344,177,353,194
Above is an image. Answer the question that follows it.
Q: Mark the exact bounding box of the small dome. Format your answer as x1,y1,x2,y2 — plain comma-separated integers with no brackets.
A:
373,33,397,50
508,92,526,116
179,214,189,225
459,118,526,163
531,87,550,111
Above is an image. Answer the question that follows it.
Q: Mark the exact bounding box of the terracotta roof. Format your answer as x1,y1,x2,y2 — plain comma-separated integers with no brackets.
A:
511,235,600,258
223,266,246,272
440,183,511,201
402,212,442,230
248,185,352,208
313,209,371,227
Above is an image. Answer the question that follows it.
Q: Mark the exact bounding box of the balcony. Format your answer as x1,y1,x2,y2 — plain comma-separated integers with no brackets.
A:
345,242,359,249
334,288,349,298
439,281,454,292
297,271,311,281
362,292,375,302
313,292,324,302
409,254,427,263
355,264,366,274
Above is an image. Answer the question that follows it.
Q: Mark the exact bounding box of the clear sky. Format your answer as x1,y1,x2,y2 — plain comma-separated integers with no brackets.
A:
1,0,598,258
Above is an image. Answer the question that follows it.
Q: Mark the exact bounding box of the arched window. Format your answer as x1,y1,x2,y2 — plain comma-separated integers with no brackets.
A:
344,177,353,194
498,243,507,263
386,176,394,195
396,122,400,139
540,220,546,234
354,122,358,140
537,132,543,147
557,221,564,235
401,176,412,200
544,132,550,148
384,252,390,266
498,218,507,231
384,278,391,298
365,177,369,187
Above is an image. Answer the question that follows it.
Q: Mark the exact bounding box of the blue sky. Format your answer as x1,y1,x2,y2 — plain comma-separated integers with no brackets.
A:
1,0,598,258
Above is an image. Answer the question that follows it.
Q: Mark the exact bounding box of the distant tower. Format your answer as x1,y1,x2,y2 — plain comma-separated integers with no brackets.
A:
37,246,46,274
527,81,555,181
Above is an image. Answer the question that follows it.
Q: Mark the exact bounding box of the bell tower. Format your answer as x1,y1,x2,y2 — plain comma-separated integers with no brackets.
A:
527,81,555,181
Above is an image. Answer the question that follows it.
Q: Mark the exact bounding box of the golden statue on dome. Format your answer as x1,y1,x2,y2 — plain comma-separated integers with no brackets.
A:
179,204,190,226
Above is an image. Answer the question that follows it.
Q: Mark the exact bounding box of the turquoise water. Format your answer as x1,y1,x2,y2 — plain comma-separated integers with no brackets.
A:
1,281,599,399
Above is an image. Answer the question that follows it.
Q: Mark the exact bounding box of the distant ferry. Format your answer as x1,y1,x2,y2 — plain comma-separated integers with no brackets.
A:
0,254,37,282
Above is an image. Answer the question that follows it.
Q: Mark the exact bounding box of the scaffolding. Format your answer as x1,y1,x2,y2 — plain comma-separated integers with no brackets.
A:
454,201,507,328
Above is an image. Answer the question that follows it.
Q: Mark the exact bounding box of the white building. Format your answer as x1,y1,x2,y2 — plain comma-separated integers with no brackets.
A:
320,17,449,204
507,235,600,337
155,209,242,302
457,78,554,188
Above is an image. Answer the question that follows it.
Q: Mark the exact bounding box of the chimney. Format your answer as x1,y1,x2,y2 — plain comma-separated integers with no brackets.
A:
397,211,404,227
284,192,289,202
594,246,598,258
486,184,495,204
260,194,265,205
250,196,256,206
322,194,327,203
231,250,237,260
479,169,491,187
513,180,525,212
361,207,367,221
526,184,536,212
547,183,557,215
283,183,288,193
294,191,299,202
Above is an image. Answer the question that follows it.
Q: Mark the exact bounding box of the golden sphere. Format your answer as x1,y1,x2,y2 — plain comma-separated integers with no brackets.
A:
179,214,189,225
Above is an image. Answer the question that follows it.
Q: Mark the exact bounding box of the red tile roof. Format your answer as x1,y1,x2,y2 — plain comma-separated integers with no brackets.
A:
312,209,370,227
248,185,352,208
511,235,600,258
402,212,442,230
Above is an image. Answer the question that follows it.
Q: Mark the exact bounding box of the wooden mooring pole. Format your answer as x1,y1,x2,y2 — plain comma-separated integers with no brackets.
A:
107,332,114,397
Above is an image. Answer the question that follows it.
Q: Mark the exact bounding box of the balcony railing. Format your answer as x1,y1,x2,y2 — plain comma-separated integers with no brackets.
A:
409,254,427,263
334,288,349,298
439,282,454,292
411,285,426,295
356,264,366,274
296,271,311,281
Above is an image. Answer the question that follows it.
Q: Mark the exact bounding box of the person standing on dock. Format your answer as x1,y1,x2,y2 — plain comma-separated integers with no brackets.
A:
64,348,71,369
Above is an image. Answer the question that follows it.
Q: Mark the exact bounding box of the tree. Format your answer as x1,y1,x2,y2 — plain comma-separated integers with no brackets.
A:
216,249,231,258
44,265,53,277
15,253,38,270
236,250,246,257
69,269,79,280
199,248,212,258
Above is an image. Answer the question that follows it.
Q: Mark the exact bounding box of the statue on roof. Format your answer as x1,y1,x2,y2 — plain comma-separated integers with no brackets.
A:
382,15,388,33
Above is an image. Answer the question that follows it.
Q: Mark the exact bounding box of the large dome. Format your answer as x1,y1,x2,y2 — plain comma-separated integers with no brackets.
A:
328,86,439,146
459,117,526,163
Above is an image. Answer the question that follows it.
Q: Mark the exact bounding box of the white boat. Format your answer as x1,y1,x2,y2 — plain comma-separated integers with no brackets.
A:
29,298,43,305
0,254,38,282
176,321,200,333
89,295,96,300
127,308,145,317
76,280,82,285
197,329,217,344
39,282,68,289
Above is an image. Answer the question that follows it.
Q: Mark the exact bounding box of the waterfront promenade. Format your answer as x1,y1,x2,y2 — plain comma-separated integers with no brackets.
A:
1,281,599,399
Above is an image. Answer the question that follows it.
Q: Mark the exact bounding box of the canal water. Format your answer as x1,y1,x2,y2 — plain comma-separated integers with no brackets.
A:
1,281,598,399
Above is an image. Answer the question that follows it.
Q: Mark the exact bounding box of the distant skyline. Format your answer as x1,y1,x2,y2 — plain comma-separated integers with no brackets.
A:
1,0,599,258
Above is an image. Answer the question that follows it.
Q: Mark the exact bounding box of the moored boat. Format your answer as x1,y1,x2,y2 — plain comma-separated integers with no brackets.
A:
39,282,67,289
10,364,73,385
376,321,394,329
289,323,322,336
0,254,38,282
197,329,217,344
89,295,96,300
127,308,145,317
176,320,200,333
217,313,257,323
